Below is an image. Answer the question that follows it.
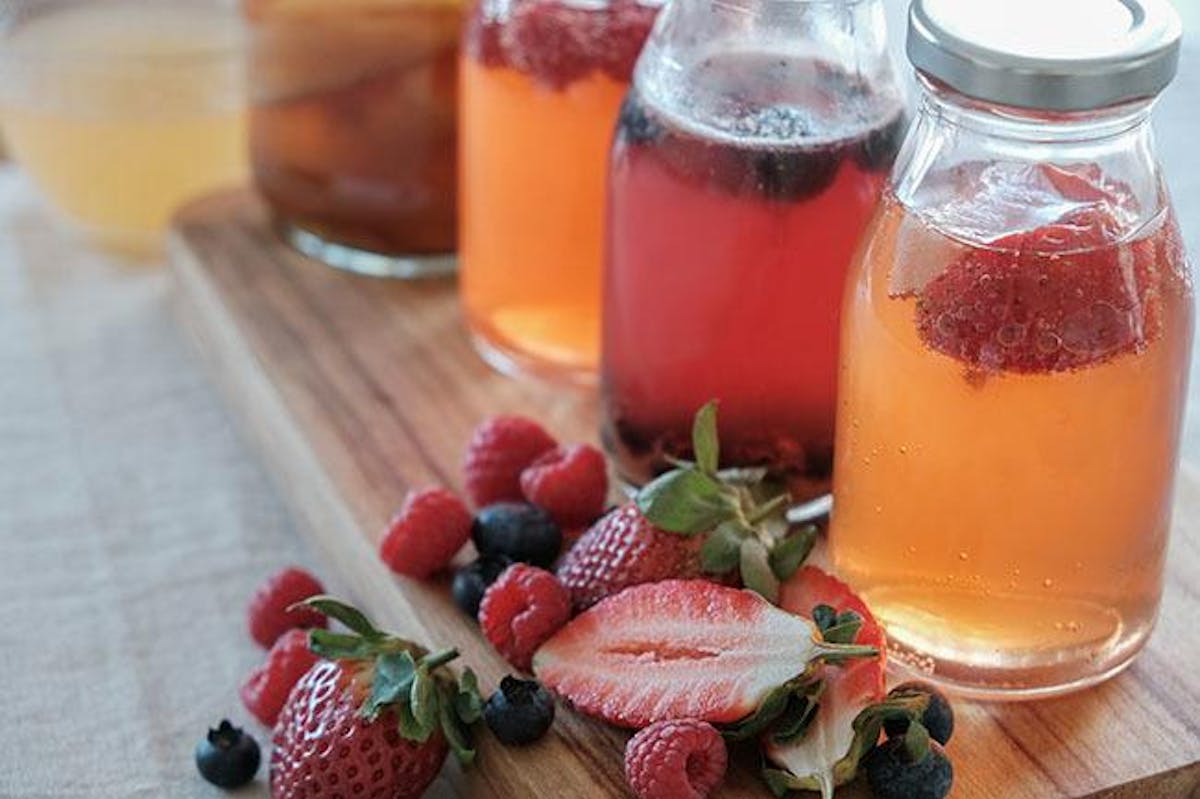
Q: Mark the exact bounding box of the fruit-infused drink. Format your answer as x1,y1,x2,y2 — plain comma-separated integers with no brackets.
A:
247,0,460,277
460,0,659,382
0,0,246,253
602,0,904,500
832,0,1191,698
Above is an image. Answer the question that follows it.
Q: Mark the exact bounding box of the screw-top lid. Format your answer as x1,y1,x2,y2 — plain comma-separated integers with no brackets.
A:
907,0,1182,111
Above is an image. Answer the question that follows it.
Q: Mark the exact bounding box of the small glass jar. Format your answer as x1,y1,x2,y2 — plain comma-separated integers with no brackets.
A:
459,0,660,383
601,0,905,502
832,0,1191,698
245,0,461,278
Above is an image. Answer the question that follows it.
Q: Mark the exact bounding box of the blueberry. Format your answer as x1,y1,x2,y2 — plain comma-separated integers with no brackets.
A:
452,555,513,618
749,145,841,203
616,93,663,147
472,503,562,568
483,676,556,746
195,720,260,789
883,681,955,745
864,738,953,799
855,112,909,173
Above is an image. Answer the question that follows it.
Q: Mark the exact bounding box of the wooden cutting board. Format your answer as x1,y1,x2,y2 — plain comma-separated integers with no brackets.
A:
168,189,1200,799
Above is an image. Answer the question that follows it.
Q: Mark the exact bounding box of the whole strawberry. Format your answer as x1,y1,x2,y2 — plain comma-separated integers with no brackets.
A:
271,597,483,799
464,416,557,508
556,504,705,610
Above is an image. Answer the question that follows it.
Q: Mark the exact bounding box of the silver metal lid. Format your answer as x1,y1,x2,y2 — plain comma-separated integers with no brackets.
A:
907,0,1182,111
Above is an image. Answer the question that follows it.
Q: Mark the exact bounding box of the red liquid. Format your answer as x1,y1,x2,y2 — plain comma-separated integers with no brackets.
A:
602,76,904,498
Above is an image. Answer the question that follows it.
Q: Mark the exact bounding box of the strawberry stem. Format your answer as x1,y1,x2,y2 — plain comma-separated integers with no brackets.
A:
746,493,790,526
813,641,879,663
419,648,459,671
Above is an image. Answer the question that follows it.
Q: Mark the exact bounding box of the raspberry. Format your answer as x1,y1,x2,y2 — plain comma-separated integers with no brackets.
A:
247,567,328,648
501,0,599,89
479,564,571,671
520,444,609,528
464,7,508,68
624,719,728,799
379,488,473,579
240,629,319,727
464,416,557,507
596,0,659,82
915,212,1158,375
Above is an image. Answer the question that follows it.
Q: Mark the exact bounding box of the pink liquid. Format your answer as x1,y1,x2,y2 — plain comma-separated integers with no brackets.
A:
603,64,904,498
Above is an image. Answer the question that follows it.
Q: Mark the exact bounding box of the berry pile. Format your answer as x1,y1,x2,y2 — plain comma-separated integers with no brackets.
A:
202,406,956,799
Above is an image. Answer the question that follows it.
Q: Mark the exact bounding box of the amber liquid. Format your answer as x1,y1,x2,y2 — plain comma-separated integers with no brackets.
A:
458,0,657,382
460,63,625,378
248,0,460,260
832,185,1192,697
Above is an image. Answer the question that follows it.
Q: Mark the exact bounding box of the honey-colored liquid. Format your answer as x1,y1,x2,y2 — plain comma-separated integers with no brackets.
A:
459,60,627,381
248,0,460,258
831,192,1192,697
0,3,247,252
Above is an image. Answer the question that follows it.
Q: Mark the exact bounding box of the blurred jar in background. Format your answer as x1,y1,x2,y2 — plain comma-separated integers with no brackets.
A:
246,0,461,278
0,0,248,254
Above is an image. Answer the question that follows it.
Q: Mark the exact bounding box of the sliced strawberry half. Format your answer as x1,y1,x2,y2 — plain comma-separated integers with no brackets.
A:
763,658,885,799
532,579,872,729
765,567,887,799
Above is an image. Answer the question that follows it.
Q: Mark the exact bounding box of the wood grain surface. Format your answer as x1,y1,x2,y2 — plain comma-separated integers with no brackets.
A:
168,189,1200,799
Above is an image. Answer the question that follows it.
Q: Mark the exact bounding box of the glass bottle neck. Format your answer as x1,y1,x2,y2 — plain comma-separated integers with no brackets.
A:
891,76,1167,247
915,76,1156,146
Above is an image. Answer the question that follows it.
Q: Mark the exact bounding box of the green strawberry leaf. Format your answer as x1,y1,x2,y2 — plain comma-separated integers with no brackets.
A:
454,668,483,725
821,611,865,646
812,604,838,633
439,685,477,767
308,629,380,661
299,596,383,639
700,522,744,574
638,469,737,535
723,682,795,742
410,671,440,735
771,690,823,745
763,767,806,797
740,538,781,603
769,525,817,581
904,720,932,763
692,400,720,476
362,651,417,720
397,699,433,742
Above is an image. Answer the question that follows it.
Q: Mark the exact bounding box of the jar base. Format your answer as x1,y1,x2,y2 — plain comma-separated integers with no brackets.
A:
467,324,597,387
283,225,457,280
881,613,1154,701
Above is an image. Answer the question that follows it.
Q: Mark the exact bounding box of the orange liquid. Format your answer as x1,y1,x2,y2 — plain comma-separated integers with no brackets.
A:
831,192,1192,697
459,59,626,381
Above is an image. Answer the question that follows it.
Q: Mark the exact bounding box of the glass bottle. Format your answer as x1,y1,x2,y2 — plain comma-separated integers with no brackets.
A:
459,0,661,383
245,0,461,278
832,0,1190,698
601,0,905,502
